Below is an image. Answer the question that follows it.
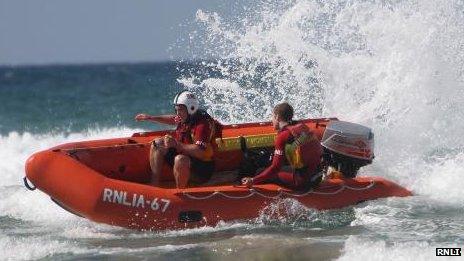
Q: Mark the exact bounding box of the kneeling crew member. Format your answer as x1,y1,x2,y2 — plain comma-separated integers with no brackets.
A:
241,102,322,190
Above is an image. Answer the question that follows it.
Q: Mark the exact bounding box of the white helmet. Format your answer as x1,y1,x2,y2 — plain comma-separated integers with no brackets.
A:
173,91,199,115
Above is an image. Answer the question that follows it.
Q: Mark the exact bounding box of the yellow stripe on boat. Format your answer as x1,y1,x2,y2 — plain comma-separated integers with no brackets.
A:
216,133,276,151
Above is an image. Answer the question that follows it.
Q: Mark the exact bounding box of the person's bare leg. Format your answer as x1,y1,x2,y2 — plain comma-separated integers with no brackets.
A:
173,155,191,189
149,140,166,186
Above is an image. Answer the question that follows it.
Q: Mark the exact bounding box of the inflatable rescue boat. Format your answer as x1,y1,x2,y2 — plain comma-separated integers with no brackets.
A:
24,118,411,230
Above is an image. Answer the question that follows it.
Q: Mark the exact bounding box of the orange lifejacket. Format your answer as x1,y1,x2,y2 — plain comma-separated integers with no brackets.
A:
284,123,322,174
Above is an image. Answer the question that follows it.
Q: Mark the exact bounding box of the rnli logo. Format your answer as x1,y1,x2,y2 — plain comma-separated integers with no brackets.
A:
436,247,461,256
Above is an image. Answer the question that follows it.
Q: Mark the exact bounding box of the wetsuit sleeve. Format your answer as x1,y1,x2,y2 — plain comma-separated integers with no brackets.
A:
192,120,212,150
252,130,290,184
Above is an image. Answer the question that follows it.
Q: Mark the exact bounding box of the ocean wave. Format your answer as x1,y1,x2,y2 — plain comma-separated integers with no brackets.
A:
338,236,438,261
0,235,92,261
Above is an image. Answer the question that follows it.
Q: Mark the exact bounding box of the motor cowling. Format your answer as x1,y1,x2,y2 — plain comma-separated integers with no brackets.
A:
321,121,374,178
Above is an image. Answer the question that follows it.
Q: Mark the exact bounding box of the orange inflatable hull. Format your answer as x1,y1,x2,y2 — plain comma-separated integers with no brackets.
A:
25,118,412,230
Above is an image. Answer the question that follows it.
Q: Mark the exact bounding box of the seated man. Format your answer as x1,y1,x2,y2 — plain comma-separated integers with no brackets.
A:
241,102,323,190
135,91,221,188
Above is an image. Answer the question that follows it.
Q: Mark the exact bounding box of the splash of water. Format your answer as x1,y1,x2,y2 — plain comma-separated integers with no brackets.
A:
339,237,437,261
256,198,355,228
180,0,464,206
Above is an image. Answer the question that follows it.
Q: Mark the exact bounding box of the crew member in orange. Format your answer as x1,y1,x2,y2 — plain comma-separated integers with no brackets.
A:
241,102,322,190
135,91,221,188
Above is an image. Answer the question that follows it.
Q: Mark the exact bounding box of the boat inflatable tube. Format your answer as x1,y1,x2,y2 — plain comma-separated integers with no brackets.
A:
25,118,412,231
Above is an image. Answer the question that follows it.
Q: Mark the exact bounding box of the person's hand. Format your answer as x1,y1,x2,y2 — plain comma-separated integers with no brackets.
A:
164,135,177,149
241,177,254,188
135,114,150,121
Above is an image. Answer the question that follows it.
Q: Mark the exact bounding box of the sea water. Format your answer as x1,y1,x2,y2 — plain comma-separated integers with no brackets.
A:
1,0,464,260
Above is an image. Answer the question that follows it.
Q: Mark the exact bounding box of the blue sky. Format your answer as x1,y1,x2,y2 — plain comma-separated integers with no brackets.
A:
0,0,244,65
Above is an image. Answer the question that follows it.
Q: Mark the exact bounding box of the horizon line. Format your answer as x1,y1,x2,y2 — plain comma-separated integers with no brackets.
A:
0,58,214,69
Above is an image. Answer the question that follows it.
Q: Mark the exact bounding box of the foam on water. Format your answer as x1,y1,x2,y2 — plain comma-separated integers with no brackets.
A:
413,152,464,206
339,236,436,261
95,243,199,256
156,221,250,237
256,198,356,229
0,186,77,224
60,224,123,240
0,236,92,261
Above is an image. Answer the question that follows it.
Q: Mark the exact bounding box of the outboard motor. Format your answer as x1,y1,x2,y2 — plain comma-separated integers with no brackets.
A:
321,121,374,178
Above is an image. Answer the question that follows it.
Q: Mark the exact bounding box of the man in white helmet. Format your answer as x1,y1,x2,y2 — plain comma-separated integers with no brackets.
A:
135,91,222,188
